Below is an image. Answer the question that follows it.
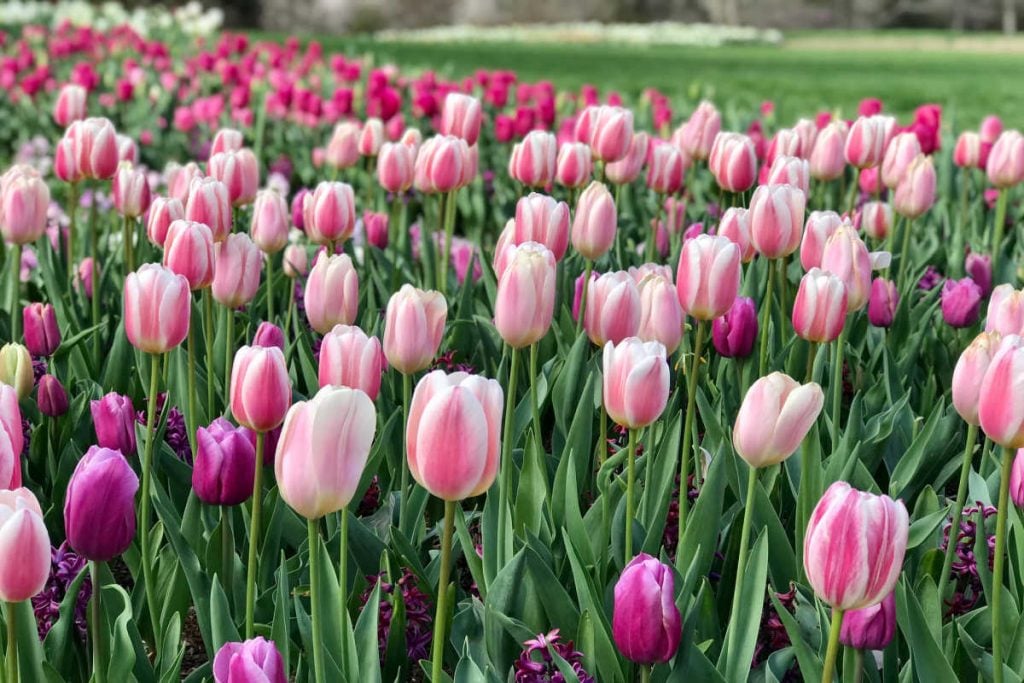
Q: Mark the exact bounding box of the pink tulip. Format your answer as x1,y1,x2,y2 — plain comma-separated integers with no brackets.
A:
210,128,244,156
0,387,21,489
508,131,557,188
66,117,119,180
185,177,232,242
942,278,983,329
318,325,385,401
276,386,377,519
749,184,805,259
378,142,416,193
799,211,843,271
440,93,483,146
303,181,356,246
733,372,824,467
555,142,592,189
867,278,899,328
91,392,135,456
966,252,993,296
821,223,872,311
840,592,896,650
605,132,650,185
415,135,471,193
646,141,688,194
793,269,848,343
809,121,847,181
571,181,617,261
163,220,215,290
765,128,804,165
0,488,51,602
124,264,190,354
53,84,87,127
603,338,669,429
767,155,810,196
708,132,757,193
612,553,682,664
880,132,923,189
54,135,83,183
407,371,503,500
111,162,150,219
213,637,287,683
585,105,634,162
892,154,936,219
952,331,1002,425
22,302,59,357
978,334,1024,447
0,166,50,245
858,201,892,241
358,118,385,157
325,122,360,169
231,345,291,433
513,193,570,261
212,233,262,308
844,115,896,169
208,149,259,207
804,481,909,610
637,273,684,354
146,196,185,247
116,135,138,165
167,161,204,204
304,251,358,334
383,285,448,374
1011,449,1024,508
716,207,755,263
38,375,68,418
954,132,982,169
676,234,741,320
252,322,285,351
987,130,1024,188
585,271,641,346
364,211,389,250
494,242,557,349
712,296,758,358
677,100,721,160
283,244,308,278
987,284,1024,335
250,189,289,254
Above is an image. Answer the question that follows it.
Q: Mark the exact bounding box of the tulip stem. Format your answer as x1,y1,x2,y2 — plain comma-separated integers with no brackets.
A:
849,168,860,215
992,446,1013,683
991,188,1008,279
896,218,914,292
830,321,847,454
442,190,457,296
529,343,543,454
726,465,759,672
265,254,275,322
677,319,706,565
400,372,412,528
204,291,216,414
576,260,593,336
122,215,134,273
821,607,845,683
640,664,652,683
307,520,325,683
89,189,100,365
245,433,265,639
139,353,162,649
9,243,21,341
624,428,638,565
758,259,776,376
221,506,234,608
431,500,455,683
186,317,198,457
224,307,235,415
66,181,78,274
498,346,520,563
5,602,16,683
938,423,979,605
90,561,104,683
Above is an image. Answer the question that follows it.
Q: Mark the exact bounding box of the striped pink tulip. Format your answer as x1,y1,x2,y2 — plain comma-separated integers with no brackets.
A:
508,131,557,188
571,181,617,261
709,132,757,193
513,193,570,261
124,264,190,354
305,252,358,334
358,118,384,157
987,284,1024,335
318,325,385,401
892,154,936,219
953,331,1002,426
377,142,416,193
207,148,259,207
325,122,360,169
384,285,447,374
637,273,684,354
676,100,720,160
716,207,755,263
146,196,184,247
646,141,688,194
844,115,896,169
440,93,482,146
793,269,847,343
749,184,805,259
809,121,848,181
978,334,1024,448
494,242,556,349
250,189,290,254
555,142,592,189
53,84,87,127
230,345,291,433
112,161,151,219
987,130,1024,189
0,488,51,602
766,155,810,196
800,211,843,270
584,271,641,347
163,220,215,290
880,132,922,189
821,223,872,311
210,128,244,156
185,177,232,242
605,132,650,185
212,233,262,308
303,181,356,246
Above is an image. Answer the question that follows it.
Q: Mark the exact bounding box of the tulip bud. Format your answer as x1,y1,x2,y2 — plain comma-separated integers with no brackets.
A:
67,118,120,180
75,258,96,299
193,418,257,506
116,134,137,164
821,223,872,311
0,488,51,602
230,346,291,433
318,324,385,401
637,274,684,354
767,155,810,196
37,375,69,417
64,446,139,561
603,338,670,430
91,392,136,456
212,233,262,308
0,385,22,489
377,142,416,193
305,252,358,334
953,131,982,169
0,343,33,399
213,637,287,683
571,181,617,261
383,285,447,374
276,385,377,518
494,242,557,349
1011,449,1024,508
585,271,641,346
867,278,899,328
414,135,471,193
54,135,83,184
646,141,688,195
0,166,50,245
54,84,87,127
986,284,1024,335
733,372,824,467
325,121,360,169
407,371,502,501
716,207,755,263
363,211,389,250
513,193,570,262
804,481,909,610
965,252,993,297
211,128,244,156
440,93,483,146
809,122,847,181
844,115,896,169
186,177,232,242
250,189,290,253
283,244,308,278
858,201,892,241
112,161,151,219
676,234,741,320
712,296,758,358
880,132,923,189
987,130,1024,189
508,131,557,187
146,196,185,247
124,264,191,353
163,220,215,291
952,331,1001,425
555,142,592,189
892,154,936,219
167,161,204,204
22,303,60,357
840,592,897,650
605,132,649,185
677,100,721,160
793,269,848,343
979,334,1024,447
587,105,634,162
749,184,805,259
765,128,804,166
942,278,983,329
303,181,356,246
612,553,682,664
358,118,385,157
709,132,757,193
800,211,843,271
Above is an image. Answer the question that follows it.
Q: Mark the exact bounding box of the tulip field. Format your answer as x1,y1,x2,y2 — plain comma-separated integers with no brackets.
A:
4,9,1024,683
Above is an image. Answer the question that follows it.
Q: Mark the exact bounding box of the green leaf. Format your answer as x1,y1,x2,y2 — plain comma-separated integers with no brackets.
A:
894,580,959,682
720,530,768,681
354,581,383,683
210,576,240,655
106,583,139,682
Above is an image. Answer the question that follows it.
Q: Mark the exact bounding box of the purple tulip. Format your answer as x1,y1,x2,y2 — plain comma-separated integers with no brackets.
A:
839,591,896,650
213,636,287,683
612,553,682,664
37,375,69,417
965,252,993,296
252,322,285,351
64,446,139,562
867,278,899,328
91,392,137,456
193,418,257,506
291,188,310,231
941,278,983,328
23,303,60,357
711,296,758,358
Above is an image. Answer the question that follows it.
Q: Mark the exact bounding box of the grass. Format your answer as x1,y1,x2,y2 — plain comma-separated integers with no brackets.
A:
259,30,1024,129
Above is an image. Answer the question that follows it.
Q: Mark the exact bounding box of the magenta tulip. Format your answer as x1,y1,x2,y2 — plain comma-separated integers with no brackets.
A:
64,446,139,561
612,553,682,664
213,637,287,683
193,418,257,507
839,592,896,650
22,302,60,357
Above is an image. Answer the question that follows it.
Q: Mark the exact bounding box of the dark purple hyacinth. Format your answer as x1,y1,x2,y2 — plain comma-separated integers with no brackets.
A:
661,474,699,558
136,393,192,464
357,475,382,517
359,569,433,663
32,356,47,384
430,349,475,374
753,585,798,673
31,543,91,641
918,265,944,291
514,629,594,683
21,417,32,454
940,502,997,617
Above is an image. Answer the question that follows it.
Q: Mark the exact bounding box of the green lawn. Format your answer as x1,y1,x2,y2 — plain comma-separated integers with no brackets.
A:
265,30,1024,129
